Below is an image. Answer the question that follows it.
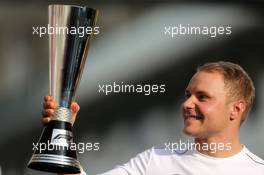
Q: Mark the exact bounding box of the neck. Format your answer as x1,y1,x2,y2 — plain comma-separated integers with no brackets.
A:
194,135,243,158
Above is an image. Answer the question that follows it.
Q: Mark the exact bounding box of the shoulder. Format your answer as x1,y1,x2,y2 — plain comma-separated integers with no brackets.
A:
131,145,189,161
244,148,264,167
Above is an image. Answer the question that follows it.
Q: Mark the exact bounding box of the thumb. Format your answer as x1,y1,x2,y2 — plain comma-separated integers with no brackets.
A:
71,102,80,125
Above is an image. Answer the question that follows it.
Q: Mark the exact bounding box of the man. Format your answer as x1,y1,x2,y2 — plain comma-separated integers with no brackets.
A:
42,61,264,175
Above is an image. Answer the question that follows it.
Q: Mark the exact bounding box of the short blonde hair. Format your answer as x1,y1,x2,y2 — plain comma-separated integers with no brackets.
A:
197,61,255,124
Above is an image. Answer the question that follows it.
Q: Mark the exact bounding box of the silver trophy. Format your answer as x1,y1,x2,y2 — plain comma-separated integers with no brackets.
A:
28,5,98,174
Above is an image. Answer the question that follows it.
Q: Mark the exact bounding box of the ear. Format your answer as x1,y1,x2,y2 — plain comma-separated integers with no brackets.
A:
230,100,246,121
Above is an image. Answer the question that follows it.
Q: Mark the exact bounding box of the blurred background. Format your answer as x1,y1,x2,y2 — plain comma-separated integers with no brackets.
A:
0,1,264,174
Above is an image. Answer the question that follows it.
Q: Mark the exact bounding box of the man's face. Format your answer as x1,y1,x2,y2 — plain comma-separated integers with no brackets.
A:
181,71,232,139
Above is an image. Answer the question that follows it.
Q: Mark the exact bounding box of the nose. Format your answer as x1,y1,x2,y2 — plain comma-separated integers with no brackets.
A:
182,95,195,110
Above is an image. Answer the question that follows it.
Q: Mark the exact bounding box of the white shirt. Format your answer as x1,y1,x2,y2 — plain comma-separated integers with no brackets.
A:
90,146,264,175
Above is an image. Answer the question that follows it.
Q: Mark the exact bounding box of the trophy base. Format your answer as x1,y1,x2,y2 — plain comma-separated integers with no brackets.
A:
28,120,81,174
28,152,81,174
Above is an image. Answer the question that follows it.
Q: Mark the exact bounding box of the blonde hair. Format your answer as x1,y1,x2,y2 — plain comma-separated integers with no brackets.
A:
197,61,255,124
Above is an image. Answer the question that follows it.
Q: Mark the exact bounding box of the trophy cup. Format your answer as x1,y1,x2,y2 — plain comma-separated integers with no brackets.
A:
28,5,98,174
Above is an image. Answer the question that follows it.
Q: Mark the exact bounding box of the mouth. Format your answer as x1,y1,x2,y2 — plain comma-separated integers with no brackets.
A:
184,114,204,121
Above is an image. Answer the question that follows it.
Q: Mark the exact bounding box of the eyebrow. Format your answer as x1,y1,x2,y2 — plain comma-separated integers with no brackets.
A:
196,91,211,96
185,89,211,96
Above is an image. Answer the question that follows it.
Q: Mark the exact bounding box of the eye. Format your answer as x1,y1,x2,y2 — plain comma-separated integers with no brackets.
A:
197,94,208,101
185,91,191,99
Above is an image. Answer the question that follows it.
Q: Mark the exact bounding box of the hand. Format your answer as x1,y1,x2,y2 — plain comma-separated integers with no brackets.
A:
42,95,80,126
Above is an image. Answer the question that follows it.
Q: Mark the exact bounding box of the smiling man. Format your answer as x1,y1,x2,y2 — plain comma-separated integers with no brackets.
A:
42,61,264,175
182,64,249,157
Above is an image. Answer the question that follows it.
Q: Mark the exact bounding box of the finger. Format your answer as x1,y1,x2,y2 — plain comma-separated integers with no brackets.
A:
42,117,51,125
42,109,55,118
70,102,80,125
44,95,52,102
71,102,80,113
43,101,57,109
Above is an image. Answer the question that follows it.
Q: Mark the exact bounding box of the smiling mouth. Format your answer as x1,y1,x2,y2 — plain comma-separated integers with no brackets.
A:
184,114,204,120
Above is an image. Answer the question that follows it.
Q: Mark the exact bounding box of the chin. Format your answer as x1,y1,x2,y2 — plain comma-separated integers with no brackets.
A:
183,127,201,138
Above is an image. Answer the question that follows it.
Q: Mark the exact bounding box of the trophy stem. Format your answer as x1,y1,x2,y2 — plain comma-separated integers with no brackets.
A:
52,107,72,123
